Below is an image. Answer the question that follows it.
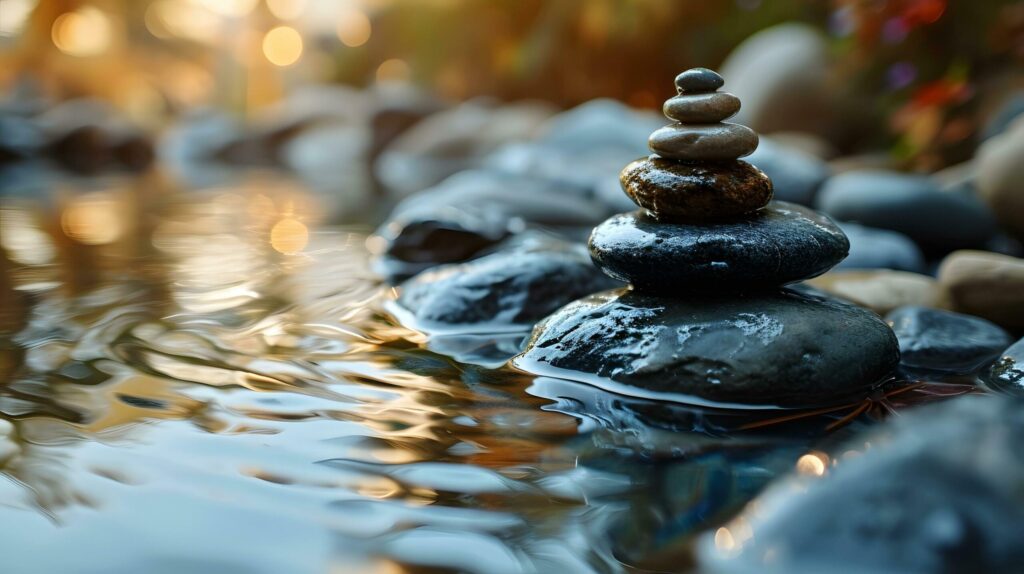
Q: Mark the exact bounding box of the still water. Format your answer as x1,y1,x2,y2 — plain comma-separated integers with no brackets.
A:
0,170,968,574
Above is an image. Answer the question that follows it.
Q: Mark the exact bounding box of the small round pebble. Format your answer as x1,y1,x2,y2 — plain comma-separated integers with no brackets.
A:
649,122,758,161
620,156,772,220
663,93,741,123
674,68,724,93
887,306,1012,375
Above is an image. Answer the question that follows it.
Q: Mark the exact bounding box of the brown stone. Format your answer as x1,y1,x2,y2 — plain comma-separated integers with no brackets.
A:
663,92,741,123
620,156,772,220
807,270,949,315
648,122,758,161
938,250,1024,329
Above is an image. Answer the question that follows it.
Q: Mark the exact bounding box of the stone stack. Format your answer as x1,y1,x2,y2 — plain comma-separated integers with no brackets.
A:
514,69,900,408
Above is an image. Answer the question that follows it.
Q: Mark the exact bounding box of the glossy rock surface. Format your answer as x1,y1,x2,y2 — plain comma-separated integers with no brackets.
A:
514,287,899,407
648,123,758,161
699,395,1024,574
589,202,849,292
887,306,1012,375
663,93,741,124
396,239,620,330
987,338,1024,395
619,157,772,220
674,68,725,93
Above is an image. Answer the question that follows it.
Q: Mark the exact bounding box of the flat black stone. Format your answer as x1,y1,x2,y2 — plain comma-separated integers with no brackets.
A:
674,68,724,93
513,287,899,407
887,306,1012,375
987,337,1024,395
589,201,849,293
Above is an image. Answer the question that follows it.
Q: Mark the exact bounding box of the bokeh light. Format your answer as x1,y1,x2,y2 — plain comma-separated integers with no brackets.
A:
336,8,372,48
61,193,124,245
267,0,308,21
0,0,37,37
270,218,309,254
51,7,113,57
376,58,411,83
263,26,304,67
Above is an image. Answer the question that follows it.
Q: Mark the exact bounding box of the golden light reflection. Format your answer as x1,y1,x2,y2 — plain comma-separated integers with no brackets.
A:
0,209,56,266
61,193,124,245
263,26,304,66
336,8,372,47
52,7,113,57
197,0,259,18
376,58,411,83
267,0,308,21
715,527,736,551
150,0,220,44
270,218,309,254
0,0,37,37
795,452,829,477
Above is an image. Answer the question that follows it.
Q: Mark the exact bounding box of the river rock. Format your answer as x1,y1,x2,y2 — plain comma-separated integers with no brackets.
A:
394,239,620,330
815,169,998,254
698,395,1024,574
663,93,741,124
719,23,835,137
976,115,1024,241
620,156,772,220
806,270,945,315
745,137,830,205
834,223,926,273
649,123,758,161
938,250,1024,329
675,68,725,93
589,202,848,293
513,287,899,407
887,306,1012,375
986,338,1024,395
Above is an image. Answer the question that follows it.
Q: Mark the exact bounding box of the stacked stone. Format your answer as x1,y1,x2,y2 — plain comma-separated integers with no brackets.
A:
514,69,900,408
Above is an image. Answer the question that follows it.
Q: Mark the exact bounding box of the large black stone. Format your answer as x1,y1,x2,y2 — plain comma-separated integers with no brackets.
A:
513,287,899,407
589,202,849,293
394,237,621,330
698,395,1024,574
986,337,1024,395
887,306,1012,375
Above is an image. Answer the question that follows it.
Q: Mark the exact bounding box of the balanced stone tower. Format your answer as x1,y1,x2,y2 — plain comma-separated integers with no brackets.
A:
514,69,900,408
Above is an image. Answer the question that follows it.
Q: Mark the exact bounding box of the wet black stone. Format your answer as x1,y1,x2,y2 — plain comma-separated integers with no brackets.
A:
887,306,1012,375
816,170,998,255
589,201,849,293
674,68,725,93
699,395,1024,574
513,287,899,407
986,338,1024,395
396,239,621,329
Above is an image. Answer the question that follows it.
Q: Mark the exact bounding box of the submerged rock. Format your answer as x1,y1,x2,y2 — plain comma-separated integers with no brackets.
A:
938,250,1024,330
887,306,1012,375
986,338,1024,395
698,395,1024,574
514,287,898,407
395,238,620,331
815,170,997,254
589,202,848,293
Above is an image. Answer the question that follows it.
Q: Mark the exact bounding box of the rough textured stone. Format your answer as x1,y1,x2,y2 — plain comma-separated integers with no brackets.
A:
815,170,997,254
663,93,741,124
619,156,772,220
513,287,899,407
834,223,926,273
887,306,1012,374
938,250,1024,330
674,68,724,93
987,338,1024,395
395,239,620,330
649,123,758,161
698,395,1024,574
806,271,946,315
745,137,830,205
589,202,849,292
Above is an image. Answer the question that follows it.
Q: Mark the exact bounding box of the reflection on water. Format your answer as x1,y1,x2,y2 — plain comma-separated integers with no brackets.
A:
0,170,884,573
